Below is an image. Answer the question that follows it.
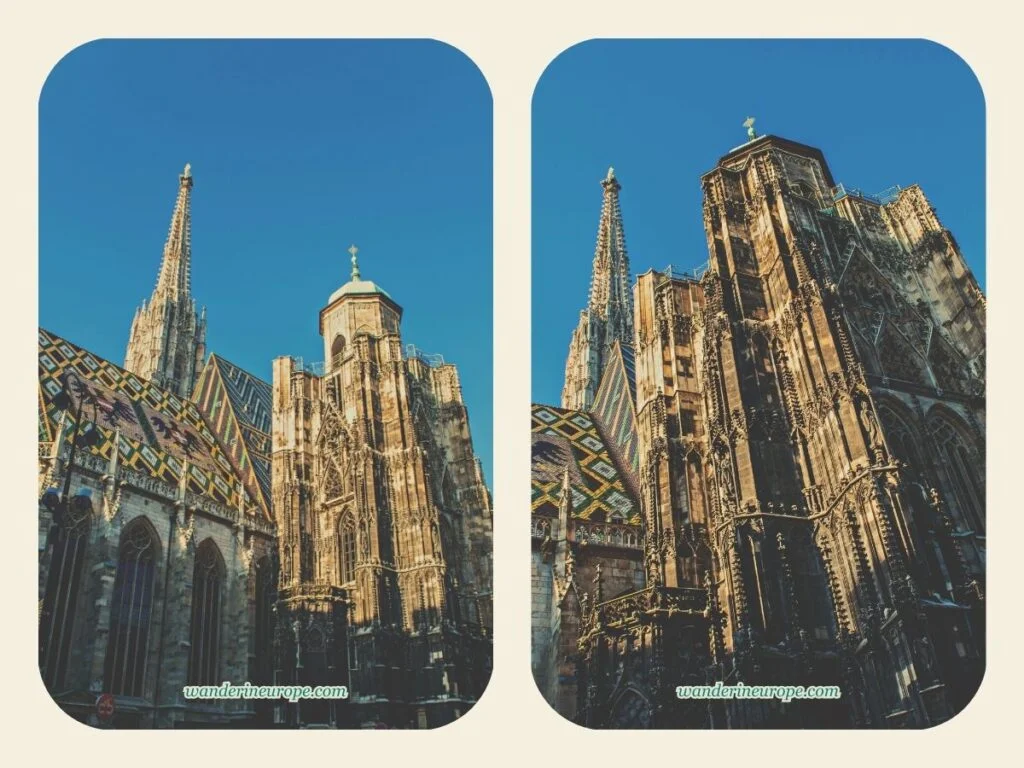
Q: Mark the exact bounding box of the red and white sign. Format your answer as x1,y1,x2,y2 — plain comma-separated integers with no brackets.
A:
95,693,115,721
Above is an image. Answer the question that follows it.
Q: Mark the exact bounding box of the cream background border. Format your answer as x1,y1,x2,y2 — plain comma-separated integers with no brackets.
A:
0,1,1020,763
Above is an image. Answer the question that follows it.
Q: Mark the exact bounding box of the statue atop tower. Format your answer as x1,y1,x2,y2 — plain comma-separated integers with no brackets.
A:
124,163,207,398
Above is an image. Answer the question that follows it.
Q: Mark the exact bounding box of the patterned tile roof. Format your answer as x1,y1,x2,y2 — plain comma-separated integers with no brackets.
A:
192,354,273,513
211,354,272,432
531,403,640,525
591,342,640,479
38,328,262,516
618,342,636,404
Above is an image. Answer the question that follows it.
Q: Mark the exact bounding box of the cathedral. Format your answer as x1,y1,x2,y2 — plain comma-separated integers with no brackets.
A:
38,164,492,728
531,132,985,728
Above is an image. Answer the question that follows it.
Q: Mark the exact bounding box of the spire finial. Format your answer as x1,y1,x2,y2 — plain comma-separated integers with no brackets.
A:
182,162,192,179
743,116,757,141
348,244,360,281
601,165,621,193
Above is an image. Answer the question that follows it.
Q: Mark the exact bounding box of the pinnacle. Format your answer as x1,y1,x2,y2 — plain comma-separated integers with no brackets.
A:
155,163,194,300
602,165,621,191
124,164,204,398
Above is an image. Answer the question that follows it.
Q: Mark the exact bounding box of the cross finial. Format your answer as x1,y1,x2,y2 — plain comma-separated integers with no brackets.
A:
743,116,757,141
348,244,360,281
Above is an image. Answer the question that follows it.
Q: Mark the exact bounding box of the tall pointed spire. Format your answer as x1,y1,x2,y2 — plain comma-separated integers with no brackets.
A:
124,164,207,399
155,163,194,301
561,167,635,411
587,166,633,342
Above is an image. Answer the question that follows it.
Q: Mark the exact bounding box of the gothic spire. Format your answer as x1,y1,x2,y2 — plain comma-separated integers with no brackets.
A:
587,166,633,342
560,167,635,411
154,163,194,301
124,164,206,399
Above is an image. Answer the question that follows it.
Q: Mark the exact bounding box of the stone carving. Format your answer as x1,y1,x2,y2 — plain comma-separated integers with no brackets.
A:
178,509,196,551
537,136,985,730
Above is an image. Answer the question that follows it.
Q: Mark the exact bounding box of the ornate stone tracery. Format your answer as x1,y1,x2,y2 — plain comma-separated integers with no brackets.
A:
536,134,985,730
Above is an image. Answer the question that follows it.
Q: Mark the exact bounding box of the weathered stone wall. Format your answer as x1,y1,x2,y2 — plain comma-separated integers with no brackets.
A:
38,445,272,728
530,524,643,722
407,359,493,629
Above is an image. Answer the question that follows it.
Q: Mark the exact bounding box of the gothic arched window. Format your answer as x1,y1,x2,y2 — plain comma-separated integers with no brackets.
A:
330,334,347,370
929,415,985,535
877,404,927,481
609,689,654,728
338,515,356,584
40,495,92,692
188,539,225,685
104,519,158,697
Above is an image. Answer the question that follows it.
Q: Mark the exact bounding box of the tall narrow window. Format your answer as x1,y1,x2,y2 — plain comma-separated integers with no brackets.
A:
253,556,276,685
930,416,985,534
188,539,225,685
40,497,92,692
878,404,926,480
104,520,158,697
338,515,356,584
330,334,347,370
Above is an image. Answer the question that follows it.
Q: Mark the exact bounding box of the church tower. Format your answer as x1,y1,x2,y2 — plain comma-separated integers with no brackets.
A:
124,164,207,398
271,246,492,728
543,129,984,729
561,167,634,410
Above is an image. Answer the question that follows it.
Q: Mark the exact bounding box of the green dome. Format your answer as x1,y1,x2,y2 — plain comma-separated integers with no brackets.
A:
328,278,392,305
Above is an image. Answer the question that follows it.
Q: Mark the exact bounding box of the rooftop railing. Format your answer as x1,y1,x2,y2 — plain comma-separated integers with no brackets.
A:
289,344,448,376
832,183,904,206
404,344,446,367
642,262,710,285
291,357,325,376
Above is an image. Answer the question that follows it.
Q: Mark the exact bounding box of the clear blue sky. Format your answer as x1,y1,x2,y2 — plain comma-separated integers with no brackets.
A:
532,39,985,404
40,39,493,486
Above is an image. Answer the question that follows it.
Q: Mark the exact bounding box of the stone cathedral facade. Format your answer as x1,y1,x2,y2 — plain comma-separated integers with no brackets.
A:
532,133,985,729
39,165,492,729
270,253,493,728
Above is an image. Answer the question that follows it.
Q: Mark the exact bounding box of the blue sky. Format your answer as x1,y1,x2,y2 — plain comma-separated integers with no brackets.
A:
40,39,493,485
532,39,985,404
